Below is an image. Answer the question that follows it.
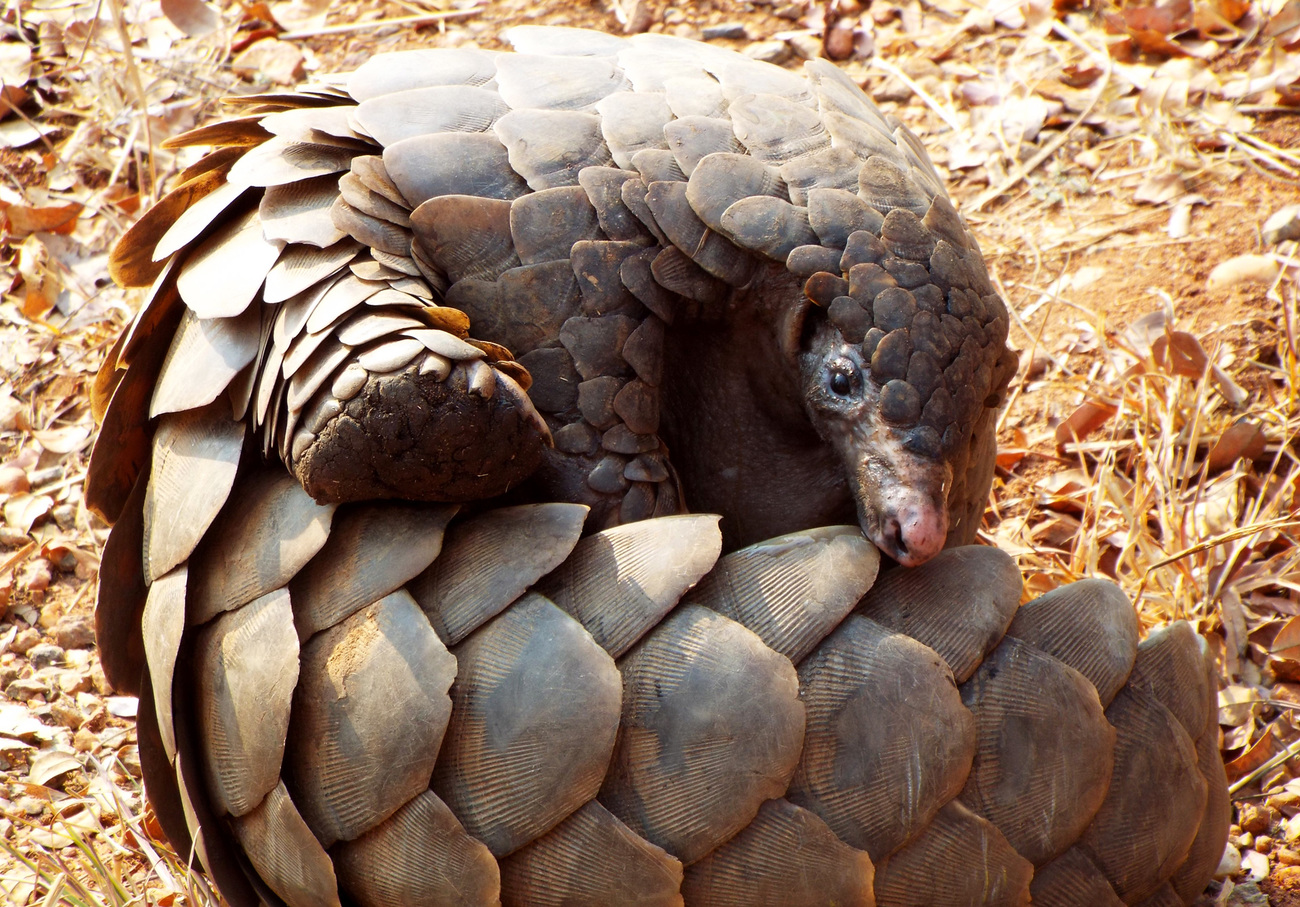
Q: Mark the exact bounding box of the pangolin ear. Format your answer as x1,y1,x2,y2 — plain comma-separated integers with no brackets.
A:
777,291,819,367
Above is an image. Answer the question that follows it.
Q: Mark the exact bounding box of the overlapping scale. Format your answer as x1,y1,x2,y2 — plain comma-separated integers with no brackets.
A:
600,604,805,864
285,589,456,846
334,790,501,907
857,545,1021,682
499,797,683,906
681,798,875,907
433,594,621,856
788,615,973,861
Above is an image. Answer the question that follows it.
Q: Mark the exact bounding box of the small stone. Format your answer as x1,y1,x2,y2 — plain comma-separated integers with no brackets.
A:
17,796,45,817
1216,842,1241,878
52,616,94,650
57,670,90,695
73,727,96,753
1241,803,1278,835
48,699,84,730
231,38,305,86
1255,834,1273,853
1269,791,1300,814
702,23,746,40
1262,204,1300,245
1238,831,1255,849
744,40,791,65
5,678,47,702
89,663,110,695
27,644,63,670
1277,847,1300,866
787,33,824,60
10,628,40,656
0,527,27,547
774,3,804,18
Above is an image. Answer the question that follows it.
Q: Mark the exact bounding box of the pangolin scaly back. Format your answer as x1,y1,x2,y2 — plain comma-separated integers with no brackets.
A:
88,26,1227,907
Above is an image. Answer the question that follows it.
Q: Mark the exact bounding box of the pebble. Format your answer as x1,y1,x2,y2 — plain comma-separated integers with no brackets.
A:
1207,254,1280,292
786,32,824,60
48,699,83,730
73,727,97,753
1255,834,1273,853
1217,842,1243,877
702,23,746,40
27,644,63,670
10,627,40,656
1277,847,1300,866
5,678,48,702
1262,204,1300,245
52,615,94,650
745,40,792,64
1240,802,1278,835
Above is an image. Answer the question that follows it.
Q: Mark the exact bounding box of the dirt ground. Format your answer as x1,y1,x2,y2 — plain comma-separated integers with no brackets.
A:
1,0,1299,902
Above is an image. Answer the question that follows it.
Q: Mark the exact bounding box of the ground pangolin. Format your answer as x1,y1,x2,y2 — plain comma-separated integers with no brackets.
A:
88,25,1228,907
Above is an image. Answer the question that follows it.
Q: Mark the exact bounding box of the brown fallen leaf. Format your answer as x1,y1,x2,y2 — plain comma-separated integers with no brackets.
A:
161,0,223,36
1152,331,1209,378
0,200,82,238
1207,419,1268,473
1055,399,1118,449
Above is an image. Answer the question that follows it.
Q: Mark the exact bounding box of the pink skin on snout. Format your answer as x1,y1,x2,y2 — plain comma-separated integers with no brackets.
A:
852,457,951,566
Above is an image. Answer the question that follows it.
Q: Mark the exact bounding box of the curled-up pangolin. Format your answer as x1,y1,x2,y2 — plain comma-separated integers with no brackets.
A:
88,26,1228,907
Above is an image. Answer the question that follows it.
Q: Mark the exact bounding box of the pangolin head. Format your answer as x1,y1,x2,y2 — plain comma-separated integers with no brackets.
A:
790,221,1016,566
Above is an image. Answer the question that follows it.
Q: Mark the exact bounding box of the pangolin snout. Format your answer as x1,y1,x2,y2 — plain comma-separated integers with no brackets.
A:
878,495,949,566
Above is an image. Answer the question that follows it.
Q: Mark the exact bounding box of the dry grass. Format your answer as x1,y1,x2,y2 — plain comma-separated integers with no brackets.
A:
1,0,1298,901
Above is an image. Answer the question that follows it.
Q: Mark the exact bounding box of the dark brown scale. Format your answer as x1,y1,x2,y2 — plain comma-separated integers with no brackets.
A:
577,377,625,429
805,271,850,307
880,208,936,262
841,230,888,270
601,423,659,454
883,257,931,289
870,329,912,382
848,262,897,303
571,241,645,316
828,296,872,343
786,244,844,277
872,287,918,333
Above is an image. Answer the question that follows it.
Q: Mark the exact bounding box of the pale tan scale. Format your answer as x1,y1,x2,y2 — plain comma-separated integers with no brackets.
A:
409,503,588,645
140,566,186,759
334,790,502,907
535,514,722,657
289,501,457,639
434,594,622,857
286,590,457,846
186,471,335,625
682,526,879,664
681,798,875,907
142,404,244,581
194,588,298,817
230,782,342,907
175,206,285,320
500,800,683,907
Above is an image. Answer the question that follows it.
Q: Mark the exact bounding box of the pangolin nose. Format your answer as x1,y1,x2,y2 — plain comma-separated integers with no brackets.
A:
886,502,948,567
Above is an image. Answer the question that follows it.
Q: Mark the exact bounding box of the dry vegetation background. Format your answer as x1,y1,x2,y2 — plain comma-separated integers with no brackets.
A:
0,0,1298,902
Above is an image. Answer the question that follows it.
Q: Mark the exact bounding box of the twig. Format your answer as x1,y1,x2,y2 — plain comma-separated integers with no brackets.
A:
278,8,481,40
868,56,961,132
1229,735,1300,796
969,59,1110,212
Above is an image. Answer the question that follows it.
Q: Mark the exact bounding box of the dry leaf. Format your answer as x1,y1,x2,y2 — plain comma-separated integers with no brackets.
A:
0,200,82,238
1207,419,1268,473
4,493,54,534
32,425,91,454
0,43,33,87
1055,399,1118,448
1152,331,1209,377
268,0,331,32
160,0,223,36
27,749,81,786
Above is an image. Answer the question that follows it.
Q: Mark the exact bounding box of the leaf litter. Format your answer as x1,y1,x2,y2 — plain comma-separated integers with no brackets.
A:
1,0,1299,902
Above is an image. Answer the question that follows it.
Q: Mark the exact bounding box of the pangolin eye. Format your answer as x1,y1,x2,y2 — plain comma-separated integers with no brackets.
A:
827,360,859,397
